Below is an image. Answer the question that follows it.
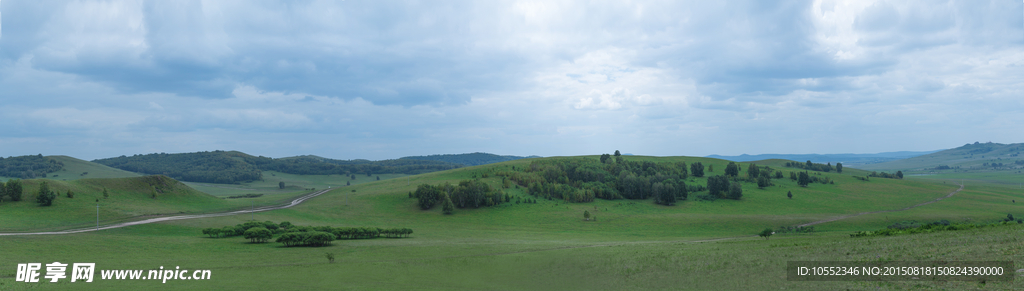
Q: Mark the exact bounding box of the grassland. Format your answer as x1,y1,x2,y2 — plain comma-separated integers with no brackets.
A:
1,155,1022,290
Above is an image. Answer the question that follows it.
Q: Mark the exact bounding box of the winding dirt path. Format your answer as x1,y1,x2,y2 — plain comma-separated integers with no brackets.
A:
0,188,336,236
795,182,964,228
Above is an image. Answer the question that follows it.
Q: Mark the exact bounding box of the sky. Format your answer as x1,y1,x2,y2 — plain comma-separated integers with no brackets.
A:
1,0,1022,161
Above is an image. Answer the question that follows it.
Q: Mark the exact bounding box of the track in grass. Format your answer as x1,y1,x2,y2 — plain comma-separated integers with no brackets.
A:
797,181,964,227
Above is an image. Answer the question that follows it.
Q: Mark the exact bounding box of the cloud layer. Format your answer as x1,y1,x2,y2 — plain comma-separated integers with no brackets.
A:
1,0,1022,160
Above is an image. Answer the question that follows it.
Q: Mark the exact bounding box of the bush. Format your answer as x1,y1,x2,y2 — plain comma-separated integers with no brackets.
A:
243,227,273,243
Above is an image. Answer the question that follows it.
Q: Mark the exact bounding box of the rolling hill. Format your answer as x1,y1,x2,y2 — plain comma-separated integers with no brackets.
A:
707,150,938,167
857,142,1024,172
400,152,539,166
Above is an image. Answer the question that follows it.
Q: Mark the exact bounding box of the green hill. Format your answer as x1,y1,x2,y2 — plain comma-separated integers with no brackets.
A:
857,142,1023,172
0,175,236,232
92,150,461,184
400,152,538,166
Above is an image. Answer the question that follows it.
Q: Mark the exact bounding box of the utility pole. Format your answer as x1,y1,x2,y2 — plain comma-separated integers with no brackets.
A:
251,201,254,221
96,204,99,231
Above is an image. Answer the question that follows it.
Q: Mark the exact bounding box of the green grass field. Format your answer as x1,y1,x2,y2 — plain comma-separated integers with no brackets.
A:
2,155,1022,290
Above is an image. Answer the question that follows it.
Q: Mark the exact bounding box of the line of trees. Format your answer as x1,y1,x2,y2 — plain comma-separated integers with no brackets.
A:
868,171,903,179
414,180,507,211
0,154,64,179
202,221,413,247
784,160,839,173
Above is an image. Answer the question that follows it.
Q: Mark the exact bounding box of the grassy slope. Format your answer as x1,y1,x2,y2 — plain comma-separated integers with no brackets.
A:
2,155,1023,290
0,156,141,183
858,142,1023,172
0,176,260,232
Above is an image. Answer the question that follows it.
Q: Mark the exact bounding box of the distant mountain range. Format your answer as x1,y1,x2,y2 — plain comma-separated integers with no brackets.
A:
400,152,540,166
706,150,940,167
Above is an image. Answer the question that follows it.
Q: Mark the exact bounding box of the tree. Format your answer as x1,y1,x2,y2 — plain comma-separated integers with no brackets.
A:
102,187,109,199
759,228,773,240
600,154,611,163
6,179,23,201
836,163,843,174
798,171,811,187
789,172,797,181
724,162,739,177
896,171,903,179
690,162,705,178
441,193,455,215
376,176,380,180
727,182,743,200
202,228,221,238
708,165,714,172
584,210,591,221
757,176,771,189
346,181,350,186
787,191,792,199
243,227,273,243
614,150,621,157
66,190,74,198
36,181,56,206
707,175,729,198
747,163,760,180
279,182,285,189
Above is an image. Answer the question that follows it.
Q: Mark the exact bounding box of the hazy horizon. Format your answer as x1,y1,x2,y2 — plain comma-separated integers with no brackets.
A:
2,1,1022,160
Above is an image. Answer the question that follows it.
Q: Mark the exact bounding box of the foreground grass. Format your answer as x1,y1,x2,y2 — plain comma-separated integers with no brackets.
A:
1,220,1021,290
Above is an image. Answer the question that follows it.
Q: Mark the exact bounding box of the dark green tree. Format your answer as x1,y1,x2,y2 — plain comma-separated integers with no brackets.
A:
66,190,74,198
376,176,380,180
724,162,739,177
798,171,811,187
102,187,109,199
896,171,903,179
279,182,285,189
789,172,797,181
614,150,621,157
584,210,591,221
759,228,773,240
442,193,455,215
757,175,771,189
747,163,759,179
690,162,705,178
836,163,843,174
727,182,743,200
600,154,611,163
787,191,792,199
243,227,272,243
6,179,23,201
36,181,56,206
346,181,350,186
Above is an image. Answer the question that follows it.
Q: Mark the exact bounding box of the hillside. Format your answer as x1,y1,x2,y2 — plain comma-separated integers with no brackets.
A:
707,150,937,167
857,142,1024,172
400,152,539,166
0,175,234,231
93,150,461,184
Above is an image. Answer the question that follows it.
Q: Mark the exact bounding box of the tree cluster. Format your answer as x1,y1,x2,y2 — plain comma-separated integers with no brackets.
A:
497,157,698,204
414,180,507,212
0,154,64,179
868,171,903,179
0,179,24,202
784,160,836,173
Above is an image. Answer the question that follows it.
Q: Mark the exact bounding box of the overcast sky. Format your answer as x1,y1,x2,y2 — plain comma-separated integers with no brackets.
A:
1,1,1022,161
